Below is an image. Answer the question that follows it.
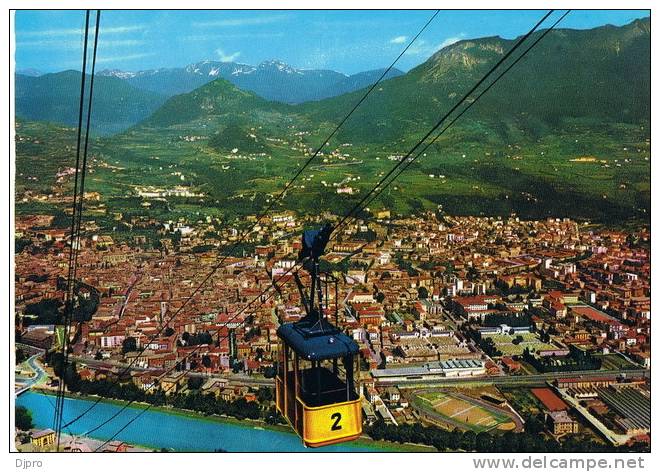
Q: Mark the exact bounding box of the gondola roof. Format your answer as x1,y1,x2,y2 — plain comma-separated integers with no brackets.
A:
277,317,359,361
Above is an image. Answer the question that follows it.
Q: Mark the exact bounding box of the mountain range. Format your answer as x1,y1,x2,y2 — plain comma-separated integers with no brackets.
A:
121,18,651,222
15,60,404,134
15,18,651,222
99,59,404,103
136,18,650,143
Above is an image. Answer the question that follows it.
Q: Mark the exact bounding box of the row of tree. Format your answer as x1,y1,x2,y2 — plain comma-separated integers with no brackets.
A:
365,419,648,453
66,375,285,425
522,347,602,373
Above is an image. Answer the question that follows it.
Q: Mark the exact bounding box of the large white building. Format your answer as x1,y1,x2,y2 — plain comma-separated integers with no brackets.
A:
371,358,486,383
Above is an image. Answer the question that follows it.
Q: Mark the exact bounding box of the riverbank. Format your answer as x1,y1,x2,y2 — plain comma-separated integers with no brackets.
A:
26,389,431,452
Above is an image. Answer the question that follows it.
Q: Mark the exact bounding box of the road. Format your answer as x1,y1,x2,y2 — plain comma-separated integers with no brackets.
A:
16,351,48,395
375,368,650,388
71,355,277,387
97,271,141,334
71,349,649,390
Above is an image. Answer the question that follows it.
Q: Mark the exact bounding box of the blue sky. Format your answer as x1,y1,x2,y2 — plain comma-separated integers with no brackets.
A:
14,10,650,75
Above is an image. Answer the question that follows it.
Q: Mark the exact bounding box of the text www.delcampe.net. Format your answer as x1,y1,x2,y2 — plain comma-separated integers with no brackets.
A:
473,456,646,471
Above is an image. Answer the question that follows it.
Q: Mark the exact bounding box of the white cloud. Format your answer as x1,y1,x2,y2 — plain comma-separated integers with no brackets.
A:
96,52,156,64
193,14,289,28
19,25,145,39
437,36,463,50
18,38,144,49
183,32,285,42
99,26,147,35
390,35,407,44
215,48,241,62
404,34,465,57
403,39,429,56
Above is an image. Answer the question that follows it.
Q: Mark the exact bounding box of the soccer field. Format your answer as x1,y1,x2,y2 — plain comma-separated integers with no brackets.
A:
415,391,515,432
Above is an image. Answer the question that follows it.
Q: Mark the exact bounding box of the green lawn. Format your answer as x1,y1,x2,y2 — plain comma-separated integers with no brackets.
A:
484,333,555,357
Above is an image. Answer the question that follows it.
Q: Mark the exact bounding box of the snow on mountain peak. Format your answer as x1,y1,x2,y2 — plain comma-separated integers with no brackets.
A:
258,59,302,75
98,69,137,79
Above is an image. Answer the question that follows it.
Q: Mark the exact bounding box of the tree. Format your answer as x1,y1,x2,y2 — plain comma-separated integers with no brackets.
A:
15,406,34,430
47,351,65,378
417,286,429,299
256,387,273,403
263,365,277,379
23,298,63,326
188,376,204,390
122,337,137,354
64,362,81,391
360,356,370,371
15,238,32,253
15,348,26,364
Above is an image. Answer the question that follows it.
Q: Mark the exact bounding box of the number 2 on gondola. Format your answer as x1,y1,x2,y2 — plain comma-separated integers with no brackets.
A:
330,412,342,431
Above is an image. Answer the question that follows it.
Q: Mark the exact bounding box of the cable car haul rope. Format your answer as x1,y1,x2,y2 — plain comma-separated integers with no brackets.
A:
50,9,571,450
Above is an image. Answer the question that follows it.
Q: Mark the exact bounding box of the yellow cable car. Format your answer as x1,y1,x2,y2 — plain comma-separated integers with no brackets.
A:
275,225,362,447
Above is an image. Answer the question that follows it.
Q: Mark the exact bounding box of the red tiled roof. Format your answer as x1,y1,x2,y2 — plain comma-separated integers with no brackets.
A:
531,388,568,412
571,306,618,324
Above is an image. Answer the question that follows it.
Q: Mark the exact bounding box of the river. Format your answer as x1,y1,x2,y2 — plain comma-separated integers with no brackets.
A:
16,391,385,452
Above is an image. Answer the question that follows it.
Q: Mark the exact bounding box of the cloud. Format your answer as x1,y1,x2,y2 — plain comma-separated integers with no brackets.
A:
99,25,147,35
96,52,156,64
437,35,464,50
183,32,285,42
404,34,465,57
390,35,407,44
17,38,144,49
309,18,388,29
215,48,241,62
193,14,289,28
19,25,145,39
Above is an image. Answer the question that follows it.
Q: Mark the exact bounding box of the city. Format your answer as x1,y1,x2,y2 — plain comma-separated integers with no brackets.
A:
14,204,650,451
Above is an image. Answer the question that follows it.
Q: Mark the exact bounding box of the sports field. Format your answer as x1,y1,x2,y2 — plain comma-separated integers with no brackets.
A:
413,391,516,433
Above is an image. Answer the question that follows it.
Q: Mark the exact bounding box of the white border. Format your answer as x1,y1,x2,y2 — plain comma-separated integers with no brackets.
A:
2,1,656,470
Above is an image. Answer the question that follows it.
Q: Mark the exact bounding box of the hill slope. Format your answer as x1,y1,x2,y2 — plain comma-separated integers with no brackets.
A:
15,71,167,135
300,18,650,144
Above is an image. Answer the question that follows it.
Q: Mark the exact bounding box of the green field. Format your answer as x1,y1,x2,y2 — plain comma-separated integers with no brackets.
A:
593,353,640,370
498,387,544,417
15,118,650,235
484,332,555,357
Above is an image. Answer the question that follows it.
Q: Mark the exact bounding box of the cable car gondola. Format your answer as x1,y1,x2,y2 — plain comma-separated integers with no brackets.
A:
275,225,362,447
